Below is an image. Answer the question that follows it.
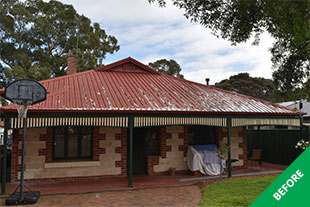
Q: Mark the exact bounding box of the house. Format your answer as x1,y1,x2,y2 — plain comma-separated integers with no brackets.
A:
279,100,310,126
0,57,301,193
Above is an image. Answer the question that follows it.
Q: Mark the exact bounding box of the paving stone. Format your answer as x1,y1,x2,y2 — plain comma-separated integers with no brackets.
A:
0,185,201,207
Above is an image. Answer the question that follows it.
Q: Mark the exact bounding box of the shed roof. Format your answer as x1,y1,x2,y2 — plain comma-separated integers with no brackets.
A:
0,57,299,116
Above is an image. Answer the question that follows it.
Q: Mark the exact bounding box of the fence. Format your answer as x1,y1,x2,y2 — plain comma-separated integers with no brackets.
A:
247,129,309,165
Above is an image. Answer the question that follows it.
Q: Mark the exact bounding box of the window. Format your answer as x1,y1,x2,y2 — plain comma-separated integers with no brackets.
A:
188,126,216,145
53,126,92,160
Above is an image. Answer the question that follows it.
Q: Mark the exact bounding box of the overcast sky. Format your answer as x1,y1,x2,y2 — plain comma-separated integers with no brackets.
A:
59,0,274,85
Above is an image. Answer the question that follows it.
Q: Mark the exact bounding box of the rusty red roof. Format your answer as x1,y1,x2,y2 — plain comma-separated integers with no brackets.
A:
0,57,299,116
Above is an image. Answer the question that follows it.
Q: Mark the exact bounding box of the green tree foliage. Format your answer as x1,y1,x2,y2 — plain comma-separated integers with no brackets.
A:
148,59,184,78
0,0,119,83
215,73,276,102
149,0,310,94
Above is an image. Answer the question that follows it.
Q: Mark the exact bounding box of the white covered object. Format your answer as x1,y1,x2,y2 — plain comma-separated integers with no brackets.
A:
187,146,225,175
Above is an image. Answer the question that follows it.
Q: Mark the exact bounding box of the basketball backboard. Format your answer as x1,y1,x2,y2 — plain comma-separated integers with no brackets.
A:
5,79,47,105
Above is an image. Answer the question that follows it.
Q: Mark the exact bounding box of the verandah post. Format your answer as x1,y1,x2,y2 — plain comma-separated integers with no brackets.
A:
128,115,134,187
1,115,9,195
299,116,303,139
227,117,232,178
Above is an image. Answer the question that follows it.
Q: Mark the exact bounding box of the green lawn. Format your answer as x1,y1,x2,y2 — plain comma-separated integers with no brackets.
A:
199,175,278,207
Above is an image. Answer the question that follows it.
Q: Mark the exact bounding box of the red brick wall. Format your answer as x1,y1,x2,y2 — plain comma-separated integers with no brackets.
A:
148,126,188,175
179,126,188,157
147,156,159,175
12,128,53,181
22,174,125,183
93,127,105,161
216,127,226,143
11,130,22,182
38,128,53,163
115,128,127,176
216,127,247,169
11,127,127,182
159,126,171,158
148,126,168,175
239,127,248,168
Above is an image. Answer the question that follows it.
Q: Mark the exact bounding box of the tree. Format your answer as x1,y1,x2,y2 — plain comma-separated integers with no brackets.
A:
214,73,276,102
148,59,184,78
149,0,310,93
0,0,119,83
0,65,8,106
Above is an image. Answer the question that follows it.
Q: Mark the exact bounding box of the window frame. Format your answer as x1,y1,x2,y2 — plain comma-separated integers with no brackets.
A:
52,126,93,161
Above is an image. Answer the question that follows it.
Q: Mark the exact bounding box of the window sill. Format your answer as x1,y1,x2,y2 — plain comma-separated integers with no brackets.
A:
44,161,100,169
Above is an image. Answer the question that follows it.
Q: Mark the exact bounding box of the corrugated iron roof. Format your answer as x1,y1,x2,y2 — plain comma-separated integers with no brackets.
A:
0,57,300,115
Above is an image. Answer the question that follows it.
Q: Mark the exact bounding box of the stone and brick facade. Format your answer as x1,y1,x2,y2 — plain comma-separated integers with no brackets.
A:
10,125,247,182
217,127,248,169
148,126,188,175
11,127,127,182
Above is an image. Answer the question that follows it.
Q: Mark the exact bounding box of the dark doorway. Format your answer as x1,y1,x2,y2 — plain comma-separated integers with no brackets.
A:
132,128,147,175
0,147,11,182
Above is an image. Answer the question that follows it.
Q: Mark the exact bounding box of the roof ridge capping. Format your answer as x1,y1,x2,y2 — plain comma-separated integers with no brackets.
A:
95,57,161,75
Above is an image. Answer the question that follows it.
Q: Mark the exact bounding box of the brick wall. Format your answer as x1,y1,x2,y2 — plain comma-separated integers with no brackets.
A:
148,126,188,175
116,128,127,176
217,127,247,168
11,129,22,182
239,127,248,168
93,127,104,161
11,127,127,182
38,128,53,163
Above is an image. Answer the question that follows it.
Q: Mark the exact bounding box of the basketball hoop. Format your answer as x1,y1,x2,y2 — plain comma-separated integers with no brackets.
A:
4,79,46,205
15,103,28,119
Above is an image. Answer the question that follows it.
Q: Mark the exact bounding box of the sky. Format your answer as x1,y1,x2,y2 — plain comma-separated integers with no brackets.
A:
59,0,274,85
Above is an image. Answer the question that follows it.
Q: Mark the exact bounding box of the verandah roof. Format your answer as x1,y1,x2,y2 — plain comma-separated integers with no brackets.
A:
0,57,301,129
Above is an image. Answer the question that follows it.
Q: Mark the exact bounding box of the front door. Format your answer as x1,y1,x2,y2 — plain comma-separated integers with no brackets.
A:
133,128,147,175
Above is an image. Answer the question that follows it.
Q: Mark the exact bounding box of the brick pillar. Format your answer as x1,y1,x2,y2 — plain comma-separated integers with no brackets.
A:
179,126,188,157
160,126,171,158
67,55,77,75
216,127,227,143
239,127,248,168
38,128,53,163
93,127,105,161
11,130,22,182
115,128,127,176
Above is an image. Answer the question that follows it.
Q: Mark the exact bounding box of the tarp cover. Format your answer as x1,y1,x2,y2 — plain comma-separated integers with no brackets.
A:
187,146,225,175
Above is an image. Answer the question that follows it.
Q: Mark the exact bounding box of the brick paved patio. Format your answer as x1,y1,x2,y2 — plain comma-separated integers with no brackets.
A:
0,185,201,207
0,162,286,206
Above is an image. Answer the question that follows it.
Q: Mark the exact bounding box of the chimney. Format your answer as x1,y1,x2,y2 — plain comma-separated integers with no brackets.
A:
205,78,210,86
67,55,77,75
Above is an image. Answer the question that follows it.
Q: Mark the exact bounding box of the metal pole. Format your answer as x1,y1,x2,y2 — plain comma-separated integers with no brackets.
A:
227,118,232,178
128,115,133,187
300,116,303,139
19,106,27,201
1,116,8,195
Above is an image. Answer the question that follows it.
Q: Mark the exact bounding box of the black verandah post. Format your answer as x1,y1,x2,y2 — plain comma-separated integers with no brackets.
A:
128,115,134,187
1,116,8,195
227,117,232,178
